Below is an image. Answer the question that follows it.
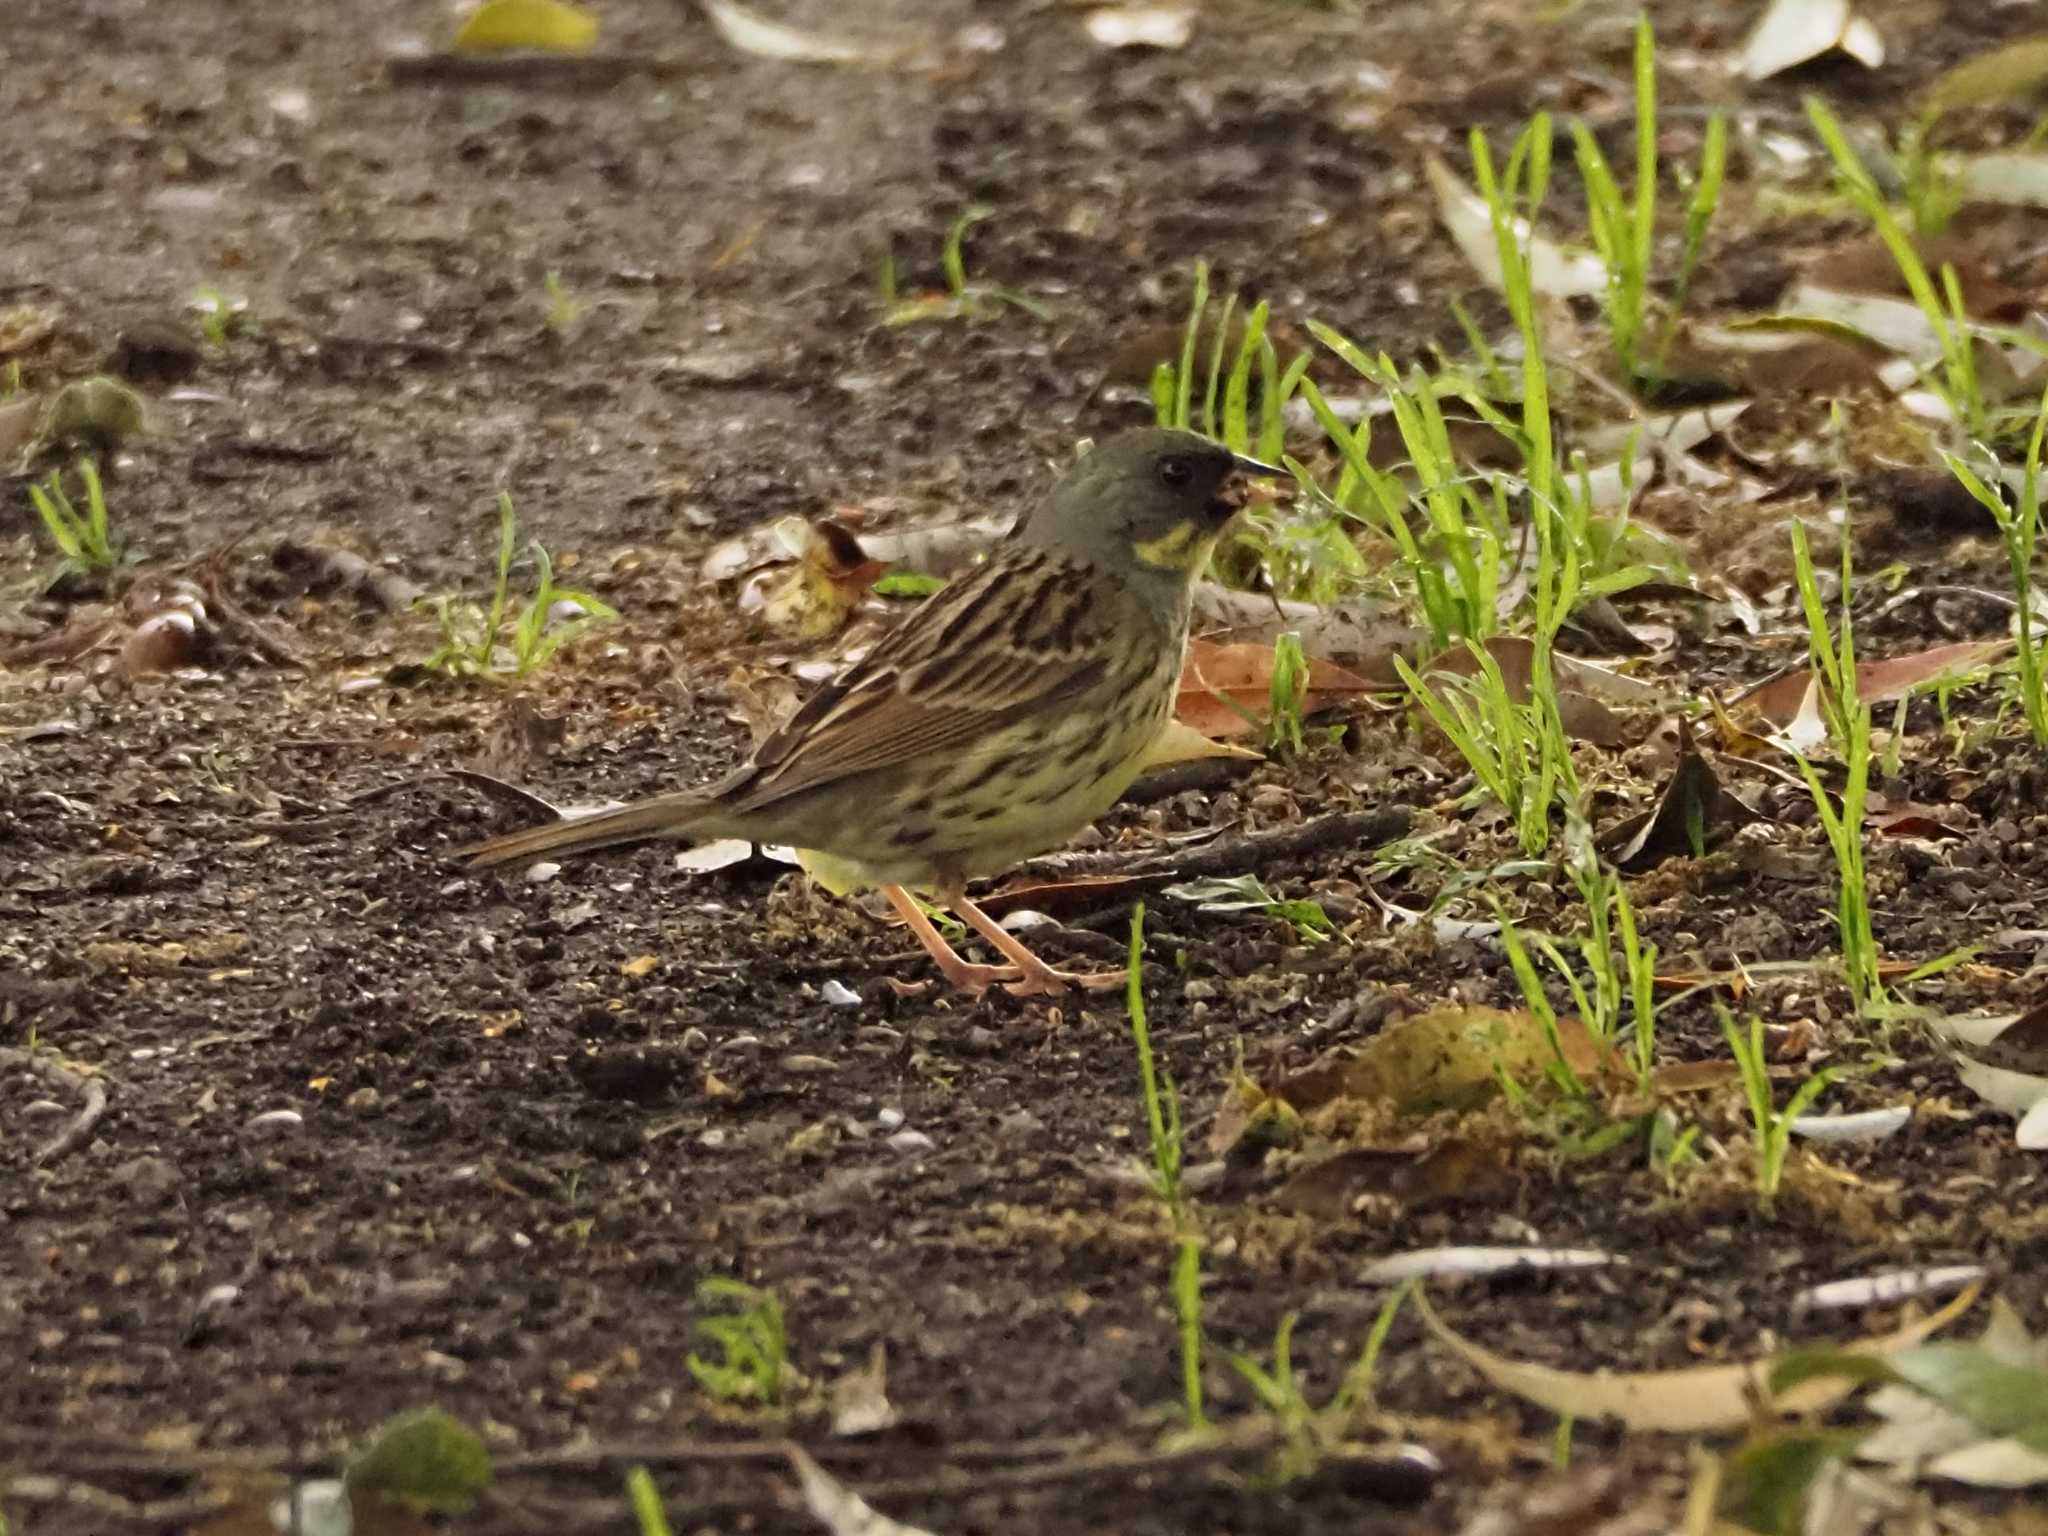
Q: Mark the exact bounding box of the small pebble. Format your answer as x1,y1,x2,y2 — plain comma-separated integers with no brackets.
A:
699,1128,728,1149
525,861,562,884
875,1107,905,1131
112,1155,180,1204
886,1129,936,1155
271,1479,349,1536
195,1282,241,1316
997,1109,1044,1139
780,1054,838,1074
678,1027,711,1053
246,1109,303,1133
821,979,862,1007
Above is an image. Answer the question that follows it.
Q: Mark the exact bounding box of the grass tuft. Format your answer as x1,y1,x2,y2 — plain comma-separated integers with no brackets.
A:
687,1278,789,1406
29,458,121,584
419,491,618,680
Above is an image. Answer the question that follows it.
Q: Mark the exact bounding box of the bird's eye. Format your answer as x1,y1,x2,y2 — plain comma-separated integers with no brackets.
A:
1157,456,1192,488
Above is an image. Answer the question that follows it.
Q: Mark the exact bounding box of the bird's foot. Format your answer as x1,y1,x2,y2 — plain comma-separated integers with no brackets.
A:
938,889,1128,999
894,959,1025,998
1001,963,1128,999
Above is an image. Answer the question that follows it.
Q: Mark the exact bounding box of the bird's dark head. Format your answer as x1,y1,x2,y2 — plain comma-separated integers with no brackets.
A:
1018,428,1285,584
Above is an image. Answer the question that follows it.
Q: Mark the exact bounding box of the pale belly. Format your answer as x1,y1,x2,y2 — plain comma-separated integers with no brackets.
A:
773,662,1178,893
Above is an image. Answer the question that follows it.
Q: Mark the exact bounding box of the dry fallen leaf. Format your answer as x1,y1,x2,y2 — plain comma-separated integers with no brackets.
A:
1082,6,1192,50
1729,639,2014,738
702,0,892,64
1423,153,1605,300
742,517,886,639
1413,1281,1978,1433
1276,1004,1617,1119
1740,0,1883,81
1920,34,2048,121
830,1342,899,1438
789,1447,940,1535
1601,717,1757,870
1858,1298,2048,1487
1425,637,1659,750
1175,638,1378,739
1275,1140,1515,1219
1362,1246,1623,1284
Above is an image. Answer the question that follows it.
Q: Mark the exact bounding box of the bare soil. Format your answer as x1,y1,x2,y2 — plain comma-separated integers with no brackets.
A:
3,1,2045,1533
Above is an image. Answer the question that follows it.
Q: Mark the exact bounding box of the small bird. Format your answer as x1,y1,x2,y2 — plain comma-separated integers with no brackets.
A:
462,428,1283,996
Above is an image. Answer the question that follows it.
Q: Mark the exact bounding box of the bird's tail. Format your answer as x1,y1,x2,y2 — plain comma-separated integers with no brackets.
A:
460,791,719,869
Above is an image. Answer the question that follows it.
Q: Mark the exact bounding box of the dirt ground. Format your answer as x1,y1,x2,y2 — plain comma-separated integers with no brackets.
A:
3,0,2046,1532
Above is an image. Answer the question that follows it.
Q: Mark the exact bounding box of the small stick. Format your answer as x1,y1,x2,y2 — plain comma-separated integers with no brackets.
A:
0,1048,109,1166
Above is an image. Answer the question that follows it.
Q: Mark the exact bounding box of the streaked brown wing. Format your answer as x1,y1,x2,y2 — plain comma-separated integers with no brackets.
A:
717,546,1111,813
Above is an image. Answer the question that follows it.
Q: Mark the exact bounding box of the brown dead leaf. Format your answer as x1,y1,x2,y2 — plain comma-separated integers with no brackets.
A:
0,609,120,668
1275,1139,1513,1219
272,538,425,612
973,873,1167,919
1807,232,2026,321
1276,1004,1615,1118
1176,637,1378,739
0,304,56,354
1867,797,1968,841
1652,1059,1743,1094
750,517,884,639
0,394,41,461
1088,311,1312,392
1424,637,1658,749
1658,325,1886,399
1973,999,2048,1075
1601,717,1757,870
1730,639,2014,734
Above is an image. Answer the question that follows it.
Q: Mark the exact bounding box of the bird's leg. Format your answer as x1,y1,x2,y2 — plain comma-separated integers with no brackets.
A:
881,885,1021,995
944,889,1128,998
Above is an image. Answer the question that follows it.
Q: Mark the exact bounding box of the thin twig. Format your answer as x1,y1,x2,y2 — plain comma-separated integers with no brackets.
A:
1034,806,1414,883
345,769,565,818
383,51,693,89
1,1048,109,1165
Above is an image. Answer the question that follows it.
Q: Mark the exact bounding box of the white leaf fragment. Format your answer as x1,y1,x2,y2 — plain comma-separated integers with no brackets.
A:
790,1447,941,1536
1083,7,1192,50
1423,154,1606,300
701,0,889,64
1362,1246,1623,1284
1788,1105,1912,1142
1741,0,1884,81
1795,1265,1985,1311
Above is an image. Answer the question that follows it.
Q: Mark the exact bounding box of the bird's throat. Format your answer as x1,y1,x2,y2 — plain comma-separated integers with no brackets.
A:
1131,522,1220,574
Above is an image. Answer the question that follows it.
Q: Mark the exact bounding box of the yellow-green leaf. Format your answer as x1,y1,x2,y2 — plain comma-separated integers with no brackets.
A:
1922,35,2048,122
344,1407,492,1514
453,0,599,54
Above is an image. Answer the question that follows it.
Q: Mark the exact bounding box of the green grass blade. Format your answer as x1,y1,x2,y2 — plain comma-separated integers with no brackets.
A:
1175,262,1208,432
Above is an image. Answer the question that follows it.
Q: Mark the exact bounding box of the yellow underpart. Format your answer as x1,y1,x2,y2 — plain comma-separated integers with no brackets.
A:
1131,522,1215,572
795,846,874,896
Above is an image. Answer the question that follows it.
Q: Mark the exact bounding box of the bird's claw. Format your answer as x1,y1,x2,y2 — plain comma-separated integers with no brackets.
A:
1000,966,1128,999
927,961,1025,997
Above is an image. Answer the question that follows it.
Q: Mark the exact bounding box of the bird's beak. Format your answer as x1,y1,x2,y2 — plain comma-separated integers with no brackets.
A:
1205,453,1290,526
1226,452,1290,509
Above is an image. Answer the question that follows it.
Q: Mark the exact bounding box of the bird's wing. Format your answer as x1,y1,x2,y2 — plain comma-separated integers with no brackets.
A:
720,546,1114,812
